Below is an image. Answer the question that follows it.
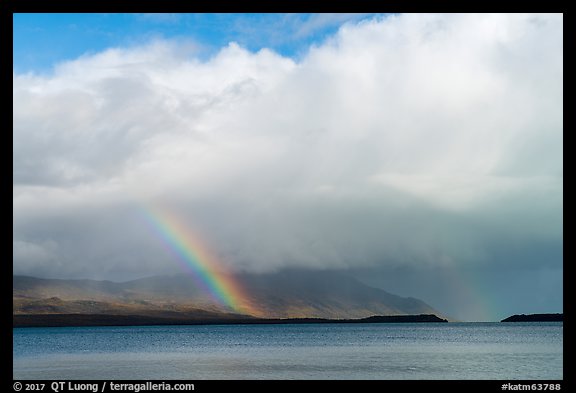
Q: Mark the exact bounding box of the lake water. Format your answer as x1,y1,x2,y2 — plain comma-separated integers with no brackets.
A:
13,322,562,380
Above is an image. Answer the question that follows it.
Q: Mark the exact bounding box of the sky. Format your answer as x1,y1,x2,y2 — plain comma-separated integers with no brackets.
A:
13,13,563,321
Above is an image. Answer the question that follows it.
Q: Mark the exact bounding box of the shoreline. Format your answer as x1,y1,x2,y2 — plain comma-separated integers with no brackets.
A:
13,313,448,328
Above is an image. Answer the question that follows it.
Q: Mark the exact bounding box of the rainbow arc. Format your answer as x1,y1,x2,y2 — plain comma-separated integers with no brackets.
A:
140,205,262,317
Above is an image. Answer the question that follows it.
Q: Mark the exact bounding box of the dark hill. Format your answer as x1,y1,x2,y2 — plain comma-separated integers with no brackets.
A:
501,313,563,322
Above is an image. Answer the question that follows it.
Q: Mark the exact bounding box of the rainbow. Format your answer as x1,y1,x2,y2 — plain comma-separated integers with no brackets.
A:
139,204,262,317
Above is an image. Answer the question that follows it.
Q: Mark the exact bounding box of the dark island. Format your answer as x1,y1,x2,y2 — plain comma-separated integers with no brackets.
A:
13,313,447,328
501,313,563,322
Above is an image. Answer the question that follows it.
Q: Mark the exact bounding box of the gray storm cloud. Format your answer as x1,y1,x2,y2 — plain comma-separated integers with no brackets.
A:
13,13,562,289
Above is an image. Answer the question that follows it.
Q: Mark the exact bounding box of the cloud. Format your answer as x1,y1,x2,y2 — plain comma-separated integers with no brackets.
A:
13,240,59,270
13,13,563,283
291,13,376,39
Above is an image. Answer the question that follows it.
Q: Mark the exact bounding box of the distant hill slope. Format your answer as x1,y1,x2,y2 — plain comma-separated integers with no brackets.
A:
236,270,441,318
14,270,444,319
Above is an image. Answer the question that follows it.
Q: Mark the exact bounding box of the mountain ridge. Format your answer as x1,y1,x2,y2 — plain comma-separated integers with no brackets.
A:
13,270,445,320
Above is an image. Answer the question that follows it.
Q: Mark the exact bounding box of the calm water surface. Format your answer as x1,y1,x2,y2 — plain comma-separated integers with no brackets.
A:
13,322,562,380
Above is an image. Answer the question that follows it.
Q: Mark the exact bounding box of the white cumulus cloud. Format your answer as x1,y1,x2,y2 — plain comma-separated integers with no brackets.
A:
13,13,562,280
